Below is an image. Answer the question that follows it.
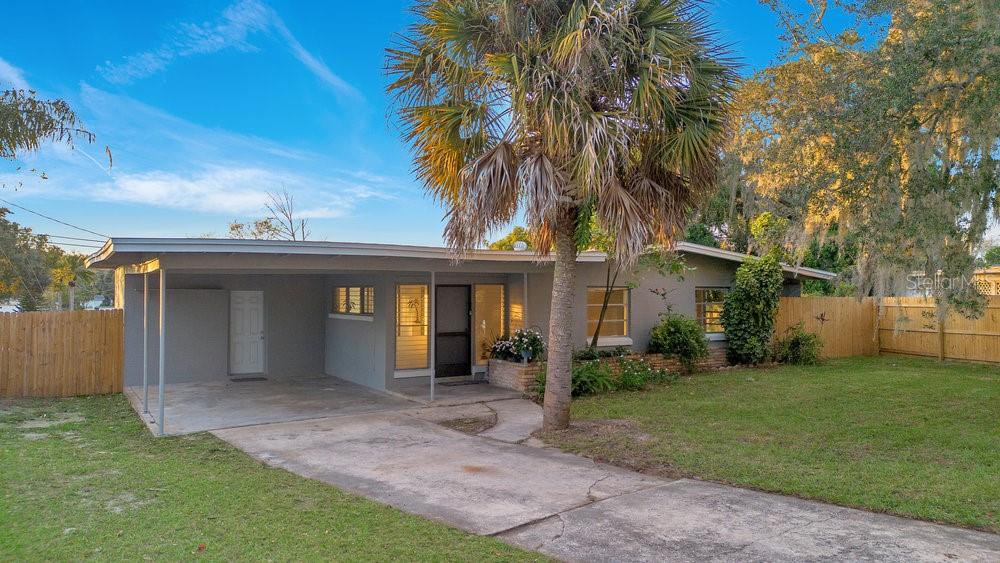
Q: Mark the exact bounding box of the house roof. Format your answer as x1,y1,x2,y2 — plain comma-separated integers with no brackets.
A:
86,237,837,280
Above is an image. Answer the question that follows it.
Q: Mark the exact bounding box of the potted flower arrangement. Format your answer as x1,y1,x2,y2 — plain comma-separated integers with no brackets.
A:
490,328,545,363
487,329,546,392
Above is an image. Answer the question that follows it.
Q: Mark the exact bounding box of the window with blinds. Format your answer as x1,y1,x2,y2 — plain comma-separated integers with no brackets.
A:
586,287,629,338
332,286,374,315
395,284,429,370
695,287,728,334
474,284,505,365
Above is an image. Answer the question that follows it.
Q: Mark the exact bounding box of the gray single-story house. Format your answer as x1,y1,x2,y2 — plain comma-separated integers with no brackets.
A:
86,238,834,434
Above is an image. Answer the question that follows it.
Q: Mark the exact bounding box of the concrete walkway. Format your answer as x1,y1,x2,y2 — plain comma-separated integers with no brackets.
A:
478,399,542,443
214,410,1000,562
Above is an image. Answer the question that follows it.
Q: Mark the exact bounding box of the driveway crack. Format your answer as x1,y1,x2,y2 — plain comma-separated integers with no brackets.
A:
586,474,612,501
534,513,567,550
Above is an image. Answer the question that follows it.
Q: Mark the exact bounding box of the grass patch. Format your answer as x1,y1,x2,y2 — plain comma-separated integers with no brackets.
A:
0,395,542,561
541,355,1000,531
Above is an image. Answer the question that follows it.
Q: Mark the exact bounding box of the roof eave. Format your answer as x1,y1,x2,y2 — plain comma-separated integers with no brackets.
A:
86,237,838,281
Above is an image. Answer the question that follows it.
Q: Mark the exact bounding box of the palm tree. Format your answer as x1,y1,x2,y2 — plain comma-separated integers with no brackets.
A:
388,0,734,429
51,254,95,310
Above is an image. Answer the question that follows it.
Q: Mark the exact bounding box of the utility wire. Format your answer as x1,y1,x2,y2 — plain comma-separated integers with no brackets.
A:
42,234,105,243
0,198,108,239
51,242,102,249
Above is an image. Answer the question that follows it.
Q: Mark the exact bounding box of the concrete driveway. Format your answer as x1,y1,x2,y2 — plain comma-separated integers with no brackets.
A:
214,405,1000,562
126,376,415,435
214,409,658,535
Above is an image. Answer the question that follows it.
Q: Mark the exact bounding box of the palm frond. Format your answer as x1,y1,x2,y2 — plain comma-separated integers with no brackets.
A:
387,0,735,263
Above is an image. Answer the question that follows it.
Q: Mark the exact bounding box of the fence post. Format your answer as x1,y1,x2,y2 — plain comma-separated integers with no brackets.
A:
22,315,30,398
937,308,946,361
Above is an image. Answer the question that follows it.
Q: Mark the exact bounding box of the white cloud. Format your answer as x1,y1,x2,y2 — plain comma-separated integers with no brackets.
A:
0,57,30,90
87,165,392,219
91,167,273,214
3,84,395,230
272,21,361,100
96,0,360,100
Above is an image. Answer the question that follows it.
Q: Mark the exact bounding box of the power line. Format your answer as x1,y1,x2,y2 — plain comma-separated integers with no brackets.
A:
42,234,105,243
0,198,108,239
51,241,102,249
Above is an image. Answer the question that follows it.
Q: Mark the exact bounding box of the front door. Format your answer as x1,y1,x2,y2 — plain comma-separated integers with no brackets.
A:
230,290,265,374
435,285,471,377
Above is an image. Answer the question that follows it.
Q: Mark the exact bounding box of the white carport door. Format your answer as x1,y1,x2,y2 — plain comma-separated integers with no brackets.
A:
230,291,265,374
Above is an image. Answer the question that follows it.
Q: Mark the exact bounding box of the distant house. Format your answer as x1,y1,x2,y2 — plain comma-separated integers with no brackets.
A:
88,237,833,390
80,296,107,310
0,299,19,313
974,267,1000,296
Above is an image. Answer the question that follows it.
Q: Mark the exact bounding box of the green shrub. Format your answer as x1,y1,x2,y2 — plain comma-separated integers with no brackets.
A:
650,367,679,385
721,254,784,364
648,313,708,371
615,357,650,391
534,368,547,397
572,347,600,362
571,361,615,396
534,361,615,398
536,357,679,398
614,357,676,391
773,323,823,365
572,345,631,362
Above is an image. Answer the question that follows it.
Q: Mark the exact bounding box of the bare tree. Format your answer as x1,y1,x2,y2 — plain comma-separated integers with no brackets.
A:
228,189,309,241
266,189,310,241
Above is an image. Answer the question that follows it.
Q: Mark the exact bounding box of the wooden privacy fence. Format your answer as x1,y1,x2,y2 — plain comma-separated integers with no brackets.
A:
775,296,879,358
0,310,123,398
879,296,1000,364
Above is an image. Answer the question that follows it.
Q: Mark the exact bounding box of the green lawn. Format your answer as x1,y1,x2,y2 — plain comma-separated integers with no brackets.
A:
0,396,541,561
541,355,1000,532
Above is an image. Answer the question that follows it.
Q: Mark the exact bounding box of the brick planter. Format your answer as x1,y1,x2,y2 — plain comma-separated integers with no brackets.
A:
487,358,543,393
610,345,729,374
488,345,729,393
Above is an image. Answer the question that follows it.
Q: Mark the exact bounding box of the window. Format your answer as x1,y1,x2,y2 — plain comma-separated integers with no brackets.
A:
586,287,629,339
695,288,728,334
474,284,505,365
333,286,374,316
395,284,429,370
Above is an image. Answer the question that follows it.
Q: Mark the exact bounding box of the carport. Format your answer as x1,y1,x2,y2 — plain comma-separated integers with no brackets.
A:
124,375,417,435
87,238,552,436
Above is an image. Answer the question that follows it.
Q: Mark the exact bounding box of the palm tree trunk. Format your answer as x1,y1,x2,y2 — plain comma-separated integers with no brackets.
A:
543,219,578,430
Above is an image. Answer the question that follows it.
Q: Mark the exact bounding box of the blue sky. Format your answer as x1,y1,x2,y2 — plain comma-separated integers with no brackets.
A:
0,0,846,253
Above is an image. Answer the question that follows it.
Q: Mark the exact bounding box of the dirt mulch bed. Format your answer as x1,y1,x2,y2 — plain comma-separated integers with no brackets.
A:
537,419,687,480
439,414,498,435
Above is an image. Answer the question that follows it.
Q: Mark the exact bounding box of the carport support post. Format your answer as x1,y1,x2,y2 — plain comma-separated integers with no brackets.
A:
157,268,166,436
142,272,149,414
429,270,436,402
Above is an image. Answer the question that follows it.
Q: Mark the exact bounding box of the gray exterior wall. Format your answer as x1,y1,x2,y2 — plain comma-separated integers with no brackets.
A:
123,273,325,387
523,254,805,353
522,253,740,353
118,250,812,392
324,272,389,389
